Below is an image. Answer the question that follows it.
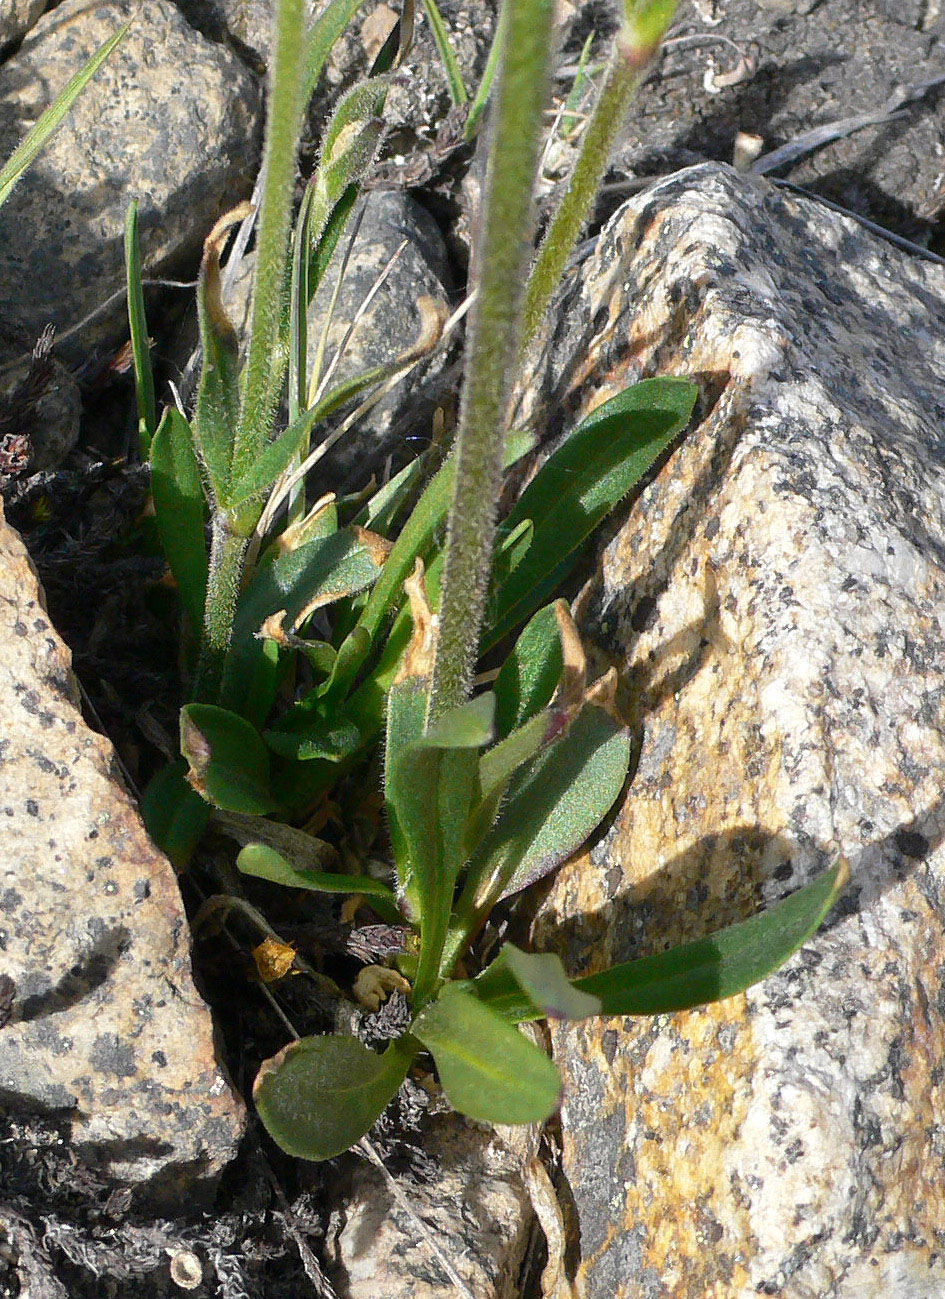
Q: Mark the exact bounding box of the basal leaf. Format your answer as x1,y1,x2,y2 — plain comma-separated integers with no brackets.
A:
484,378,698,649
140,759,210,871
467,705,631,909
237,843,401,924
225,528,382,712
150,407,209,634
254,1035,414,1160
180,704,278,814
473,943,601,1022
224,405,322,509
264,705,361,762
412,986,561,1124
573,859,849,1015
493,602,563,738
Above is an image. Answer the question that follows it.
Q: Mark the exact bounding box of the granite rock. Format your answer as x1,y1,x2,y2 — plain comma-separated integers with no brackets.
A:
0,0,261,363
518,163,945,1296
0,501,244,1202
325,1114,539,1299
0,0,43,49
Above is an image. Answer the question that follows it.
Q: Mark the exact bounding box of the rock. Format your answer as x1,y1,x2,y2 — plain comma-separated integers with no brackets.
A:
0,501,244,1203
325,1112,538,1299
0,0,262,364
518,163,945,1296
224,189,453,484
0,0,44,49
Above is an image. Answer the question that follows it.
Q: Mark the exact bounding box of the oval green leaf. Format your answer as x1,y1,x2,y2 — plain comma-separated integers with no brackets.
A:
180,704,277,815
412,986,561,1125
254,1035,414,1160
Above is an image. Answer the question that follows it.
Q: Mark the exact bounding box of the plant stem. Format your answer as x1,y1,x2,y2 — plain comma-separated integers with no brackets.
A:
232,0,306,484
194,518,249,703
520,6,679,349
428,0,557,723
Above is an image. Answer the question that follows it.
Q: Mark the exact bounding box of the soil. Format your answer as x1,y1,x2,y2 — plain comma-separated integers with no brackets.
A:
2,0,944,1294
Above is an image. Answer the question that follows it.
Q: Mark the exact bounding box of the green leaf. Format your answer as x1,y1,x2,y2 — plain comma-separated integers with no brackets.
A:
192,212,244,502
387,695,494,999
493,602,563,737
140,759,211,871
0,23,129,210
319,624,371,701
355,452,427,535
418,0,467,104
484,378,698,649
303,0,368,105
124,201,157,456
225,528,383,712
573,859,850,1015
265,705,361,762
473,943,601,1022
223,406,321,509
254,1035,415,1160
180,704,278,814
150,408,209,634
237,843,401,923
468,705,631,907
412,986,561,1124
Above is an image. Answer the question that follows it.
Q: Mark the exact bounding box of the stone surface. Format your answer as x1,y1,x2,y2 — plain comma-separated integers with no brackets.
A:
0,0,261,363
326,1113,539,1299
0,501,244,1202
224,189,453,484
517,163,945,1296
0,0,44,48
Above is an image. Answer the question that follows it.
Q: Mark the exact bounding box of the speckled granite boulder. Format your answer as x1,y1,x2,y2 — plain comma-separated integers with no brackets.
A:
517,163,945,1297
0,0,44,48
326,1116,538,1299
0,502,244,1202
0,0,261,363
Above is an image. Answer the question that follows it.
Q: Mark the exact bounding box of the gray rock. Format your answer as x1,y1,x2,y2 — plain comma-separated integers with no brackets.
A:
0,0,44,49
224,189,453,484
0,502,244,1203
518,163,945,1296
0,0,262,364
325,1115,539,1299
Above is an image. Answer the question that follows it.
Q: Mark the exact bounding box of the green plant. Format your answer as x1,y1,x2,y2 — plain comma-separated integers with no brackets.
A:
127,0,847,1159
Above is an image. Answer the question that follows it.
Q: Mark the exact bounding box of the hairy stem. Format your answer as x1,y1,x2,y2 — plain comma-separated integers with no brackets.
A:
520,5,679,348
193,518,249,703
232,0,306,482
428,0,556,722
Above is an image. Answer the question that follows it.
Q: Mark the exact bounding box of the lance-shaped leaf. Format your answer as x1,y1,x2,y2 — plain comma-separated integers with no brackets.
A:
124,201,157,455
140,759,211,871
484,378,698,649
572,858,850,1016
492,602,563,738
254,1035,415,1160
224,527,384,711
149,407,209,634
473,943,601,1022
467,704,631,909
0,22,129,209
192,205,250,503
265,703,361,762
237,843,401,924
412,986,561,1124
303,0,368,105
181,704,278,814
